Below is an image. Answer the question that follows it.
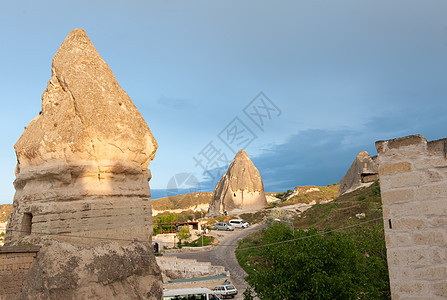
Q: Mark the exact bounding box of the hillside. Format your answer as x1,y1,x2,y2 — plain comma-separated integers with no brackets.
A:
293,180,382,229
0,204,12,223
150,192,213,212
275,184,339,205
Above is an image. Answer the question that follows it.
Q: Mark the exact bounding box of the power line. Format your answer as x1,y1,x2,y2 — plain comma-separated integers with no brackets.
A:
235,217,383,251
4,217,383,250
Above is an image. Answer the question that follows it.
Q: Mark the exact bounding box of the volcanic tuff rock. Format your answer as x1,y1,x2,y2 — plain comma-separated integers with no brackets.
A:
338,151,378,196
17,240,161,300
5,29,162,299
208,149,267,216
14,29,157,169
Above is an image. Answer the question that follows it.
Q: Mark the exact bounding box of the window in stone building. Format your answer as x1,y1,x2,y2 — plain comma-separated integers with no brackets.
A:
21,213,33,235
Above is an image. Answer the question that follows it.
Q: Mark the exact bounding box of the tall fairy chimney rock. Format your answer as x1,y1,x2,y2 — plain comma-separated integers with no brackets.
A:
5,29,162,299
208,149,267,216
339,151,378,196
8,28,157,245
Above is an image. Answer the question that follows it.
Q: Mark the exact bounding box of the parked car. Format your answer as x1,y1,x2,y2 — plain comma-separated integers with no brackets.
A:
214,222,234,231
163,288,221,300
213,284,238,299
229,219,249,228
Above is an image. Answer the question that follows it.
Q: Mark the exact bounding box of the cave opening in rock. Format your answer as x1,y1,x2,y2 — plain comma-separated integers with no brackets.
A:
21,213,33,236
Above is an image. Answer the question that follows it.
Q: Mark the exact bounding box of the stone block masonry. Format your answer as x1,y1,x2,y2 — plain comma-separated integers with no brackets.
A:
376,134,447,299
0,246,39,299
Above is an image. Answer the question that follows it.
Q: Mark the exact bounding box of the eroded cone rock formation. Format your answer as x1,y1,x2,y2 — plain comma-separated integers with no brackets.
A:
208,149,267,216
5,29,162,299
338,151,378,196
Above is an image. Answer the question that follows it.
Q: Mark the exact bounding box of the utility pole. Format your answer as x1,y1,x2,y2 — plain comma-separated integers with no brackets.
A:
201,210,204,247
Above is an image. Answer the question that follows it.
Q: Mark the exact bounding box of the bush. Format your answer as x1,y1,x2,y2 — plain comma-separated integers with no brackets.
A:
178,226,191,241
238,223,390,299
372,182,381,197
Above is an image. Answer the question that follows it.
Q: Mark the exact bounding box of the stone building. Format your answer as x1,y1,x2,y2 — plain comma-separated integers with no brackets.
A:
376,134,447,299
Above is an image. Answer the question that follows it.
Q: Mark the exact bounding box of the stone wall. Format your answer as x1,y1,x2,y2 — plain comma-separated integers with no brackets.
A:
376,134,447,299
156,256,227,280
153,234,179,249
0,246,39,299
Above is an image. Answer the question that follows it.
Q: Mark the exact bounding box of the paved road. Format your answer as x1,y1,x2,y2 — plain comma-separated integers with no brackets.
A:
165,224,264,299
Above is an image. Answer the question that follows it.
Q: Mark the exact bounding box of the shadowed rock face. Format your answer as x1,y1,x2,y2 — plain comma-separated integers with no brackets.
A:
208,149,267,216
338,151,378,196
5,29,162,299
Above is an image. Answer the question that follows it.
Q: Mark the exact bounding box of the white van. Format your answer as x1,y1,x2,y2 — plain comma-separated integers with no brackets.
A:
163,288,221,300
229,219,249,228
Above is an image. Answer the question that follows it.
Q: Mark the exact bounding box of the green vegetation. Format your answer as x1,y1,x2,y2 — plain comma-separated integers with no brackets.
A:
271,185,339,206
183,235,215,247
284,185,339,205
275,189,293,199
237,181,390,299
178,226,191,241
293,181,382,230
176,210,204,222
238,223,389,299
153,213,178,235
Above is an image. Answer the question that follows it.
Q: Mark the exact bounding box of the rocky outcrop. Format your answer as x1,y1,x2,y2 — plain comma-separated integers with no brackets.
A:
208,149,267,216
18,240,161,300
338,151,378,196
5,28,162,299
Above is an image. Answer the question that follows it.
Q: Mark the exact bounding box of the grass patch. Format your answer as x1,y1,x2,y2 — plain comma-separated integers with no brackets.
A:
281,184,339,205
293,181,382,230
184,235,215,247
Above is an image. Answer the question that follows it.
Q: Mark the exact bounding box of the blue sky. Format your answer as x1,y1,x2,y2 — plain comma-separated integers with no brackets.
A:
1,1,447,203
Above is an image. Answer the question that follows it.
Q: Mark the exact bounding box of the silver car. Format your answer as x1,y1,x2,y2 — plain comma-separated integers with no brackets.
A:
213,284,238,298
214,222,234,231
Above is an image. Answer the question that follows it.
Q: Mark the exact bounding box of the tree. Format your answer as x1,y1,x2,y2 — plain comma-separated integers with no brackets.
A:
178,226,191,242
153,213,179,235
